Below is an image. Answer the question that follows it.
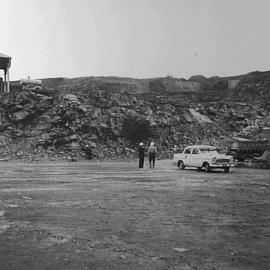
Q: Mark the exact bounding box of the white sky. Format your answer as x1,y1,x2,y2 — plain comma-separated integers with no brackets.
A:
1,0,270,80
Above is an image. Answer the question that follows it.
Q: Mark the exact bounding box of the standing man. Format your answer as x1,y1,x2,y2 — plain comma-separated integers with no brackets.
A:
148,142,158,168
84,144,92,160
138,142,145,168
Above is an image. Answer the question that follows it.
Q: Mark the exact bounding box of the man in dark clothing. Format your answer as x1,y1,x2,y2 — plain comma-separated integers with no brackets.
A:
69,149,78,162
138,142,145,168
84,144,92,160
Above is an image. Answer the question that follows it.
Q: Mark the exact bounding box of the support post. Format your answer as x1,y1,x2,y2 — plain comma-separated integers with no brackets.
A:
0,76,2,93
7,68,10,93
4,71,7,93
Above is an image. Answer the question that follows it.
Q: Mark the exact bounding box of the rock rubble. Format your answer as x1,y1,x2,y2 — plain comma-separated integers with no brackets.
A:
0,72,269,161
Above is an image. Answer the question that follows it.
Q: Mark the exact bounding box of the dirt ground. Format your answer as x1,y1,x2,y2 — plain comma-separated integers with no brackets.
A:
0,160,269,270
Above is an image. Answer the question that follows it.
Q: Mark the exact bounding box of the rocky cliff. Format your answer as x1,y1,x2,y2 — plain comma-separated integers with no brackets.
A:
1,71,269,161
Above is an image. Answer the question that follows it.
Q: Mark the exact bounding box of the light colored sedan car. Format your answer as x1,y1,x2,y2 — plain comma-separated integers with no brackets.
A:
174,145,234,172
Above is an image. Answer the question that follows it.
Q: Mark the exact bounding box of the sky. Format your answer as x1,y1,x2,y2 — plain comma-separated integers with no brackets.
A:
1,0,270,80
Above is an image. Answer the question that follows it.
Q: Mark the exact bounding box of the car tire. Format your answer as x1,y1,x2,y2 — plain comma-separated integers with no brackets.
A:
178,161,185,170
204,162,211,173
224,167,230,173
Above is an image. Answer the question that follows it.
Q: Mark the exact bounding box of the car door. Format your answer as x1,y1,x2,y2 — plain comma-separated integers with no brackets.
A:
183,147,192,166
191,147,201,167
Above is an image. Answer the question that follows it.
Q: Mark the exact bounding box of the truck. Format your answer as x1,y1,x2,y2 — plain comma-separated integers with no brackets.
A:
228,138,269,161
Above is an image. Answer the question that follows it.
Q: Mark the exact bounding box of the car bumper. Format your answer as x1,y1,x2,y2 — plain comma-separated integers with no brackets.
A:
210,163,234,168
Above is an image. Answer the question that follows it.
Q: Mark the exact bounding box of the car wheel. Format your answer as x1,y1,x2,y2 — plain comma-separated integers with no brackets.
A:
224,167,230,173
178,161,185,170
204,162,211,173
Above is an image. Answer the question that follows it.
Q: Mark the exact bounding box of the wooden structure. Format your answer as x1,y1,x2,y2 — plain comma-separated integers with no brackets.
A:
0,52,11,93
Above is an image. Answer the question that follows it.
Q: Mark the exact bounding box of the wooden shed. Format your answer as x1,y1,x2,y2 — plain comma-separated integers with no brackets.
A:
0,52,11,93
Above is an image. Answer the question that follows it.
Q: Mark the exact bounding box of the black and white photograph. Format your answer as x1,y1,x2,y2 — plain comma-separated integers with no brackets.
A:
0,0,269,269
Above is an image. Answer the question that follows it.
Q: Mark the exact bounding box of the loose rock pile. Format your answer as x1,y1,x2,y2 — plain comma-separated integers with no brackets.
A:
0,72,269,161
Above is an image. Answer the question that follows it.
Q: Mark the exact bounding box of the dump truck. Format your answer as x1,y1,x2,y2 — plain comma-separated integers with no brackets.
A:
228,137,269,161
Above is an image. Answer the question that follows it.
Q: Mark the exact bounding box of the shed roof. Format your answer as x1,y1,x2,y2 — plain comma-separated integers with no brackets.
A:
0,52,11,71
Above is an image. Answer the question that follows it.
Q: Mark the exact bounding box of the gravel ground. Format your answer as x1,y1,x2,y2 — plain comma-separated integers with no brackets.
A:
0,160,269,270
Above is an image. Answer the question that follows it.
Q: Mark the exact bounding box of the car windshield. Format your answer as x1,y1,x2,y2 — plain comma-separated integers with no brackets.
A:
199,148,217,153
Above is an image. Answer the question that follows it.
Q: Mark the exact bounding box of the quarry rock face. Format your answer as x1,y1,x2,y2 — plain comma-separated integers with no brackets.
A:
0,71,269,161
